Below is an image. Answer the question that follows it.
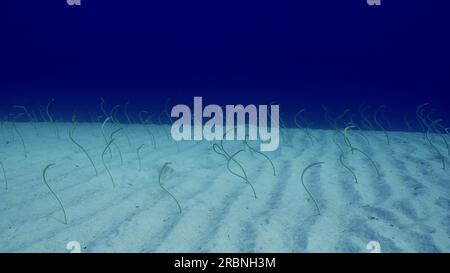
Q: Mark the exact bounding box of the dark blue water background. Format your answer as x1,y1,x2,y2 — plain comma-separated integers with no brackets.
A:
1,0,449,130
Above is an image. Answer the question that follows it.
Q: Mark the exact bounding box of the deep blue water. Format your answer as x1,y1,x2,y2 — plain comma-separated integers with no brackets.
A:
1,0,449,130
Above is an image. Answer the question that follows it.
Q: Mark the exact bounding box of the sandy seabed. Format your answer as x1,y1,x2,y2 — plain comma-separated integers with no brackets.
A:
0,122,449,252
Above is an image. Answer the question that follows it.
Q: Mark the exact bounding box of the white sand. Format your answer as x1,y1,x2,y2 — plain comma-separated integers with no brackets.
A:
0,122,449,252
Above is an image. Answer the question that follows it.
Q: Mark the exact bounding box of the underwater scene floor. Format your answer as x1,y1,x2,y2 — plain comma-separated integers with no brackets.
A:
0,122,449,252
